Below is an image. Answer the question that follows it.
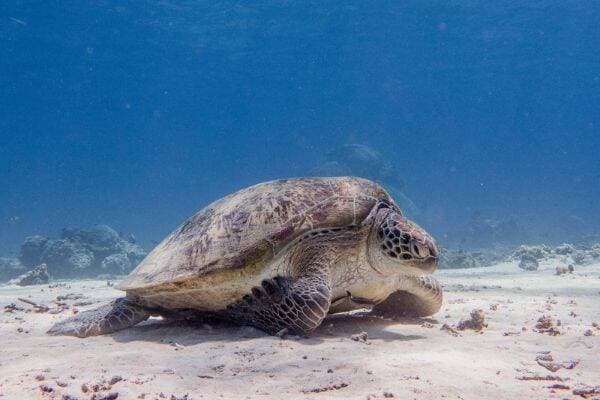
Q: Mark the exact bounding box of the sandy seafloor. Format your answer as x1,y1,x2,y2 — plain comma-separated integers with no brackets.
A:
0,260,598,400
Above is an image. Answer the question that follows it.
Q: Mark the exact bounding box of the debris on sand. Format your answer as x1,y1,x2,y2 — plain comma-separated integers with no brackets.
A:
18,297,49,313
535,352,563,371
534,315,562,335
583,329,594,336
3,303,25,313
457,309,487,331
78,376,124,399
548,383,570,390
537,360,562,372
39,384,54,393
302,381,349,393
55,379,68,387
367,392,395,399
91,392,119,400
572,386,600,398
563,360,579,369
440,323,461,337
528,352,579,372
351,331,369,342
516,374,566,381
56,293,86,301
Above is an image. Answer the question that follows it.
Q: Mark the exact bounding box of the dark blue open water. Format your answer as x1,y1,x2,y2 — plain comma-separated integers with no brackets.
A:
1,1,599,254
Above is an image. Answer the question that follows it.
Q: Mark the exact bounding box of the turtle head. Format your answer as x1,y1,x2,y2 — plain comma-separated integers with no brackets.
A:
368,205,439,276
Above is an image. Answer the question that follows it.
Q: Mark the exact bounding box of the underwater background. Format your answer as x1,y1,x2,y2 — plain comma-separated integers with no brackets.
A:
1,1,599,259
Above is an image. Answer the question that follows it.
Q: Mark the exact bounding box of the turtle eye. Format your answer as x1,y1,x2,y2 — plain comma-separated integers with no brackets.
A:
378,197,403,216
377,198,390,210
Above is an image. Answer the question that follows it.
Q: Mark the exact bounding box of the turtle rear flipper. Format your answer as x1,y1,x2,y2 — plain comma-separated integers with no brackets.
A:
47,298,150,338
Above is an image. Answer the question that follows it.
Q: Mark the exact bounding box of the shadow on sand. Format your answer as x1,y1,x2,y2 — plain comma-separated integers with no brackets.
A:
110,311,433,346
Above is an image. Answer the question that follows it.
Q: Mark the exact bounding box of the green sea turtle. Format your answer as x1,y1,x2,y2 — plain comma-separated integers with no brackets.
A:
48,177,442,338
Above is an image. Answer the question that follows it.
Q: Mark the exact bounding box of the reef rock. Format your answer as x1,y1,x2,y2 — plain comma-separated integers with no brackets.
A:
438,248,502,269
100,253,132,275
554,243,575,255
589,244,600,258
14,225,147,279
61,225,121,259
509,242,600,270
119,240,147,267
572,250,593,265
566,243,600,265
19,235,49,268
512,245,551,261
518,254,539,271
12,263,49,286
40,239,94,277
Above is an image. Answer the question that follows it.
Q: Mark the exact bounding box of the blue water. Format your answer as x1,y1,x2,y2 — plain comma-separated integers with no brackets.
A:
1,1,599,254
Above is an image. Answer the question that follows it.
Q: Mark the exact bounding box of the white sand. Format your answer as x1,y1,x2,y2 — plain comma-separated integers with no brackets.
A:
1,260,598,400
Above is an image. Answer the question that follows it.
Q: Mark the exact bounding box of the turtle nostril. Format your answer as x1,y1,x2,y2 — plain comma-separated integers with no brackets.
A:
411,242,430,258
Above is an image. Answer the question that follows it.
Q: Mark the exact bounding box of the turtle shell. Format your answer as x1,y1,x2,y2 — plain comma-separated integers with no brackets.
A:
117,177,394,290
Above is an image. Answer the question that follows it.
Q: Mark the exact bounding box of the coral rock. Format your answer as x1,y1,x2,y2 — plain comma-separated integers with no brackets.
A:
12,263,49,286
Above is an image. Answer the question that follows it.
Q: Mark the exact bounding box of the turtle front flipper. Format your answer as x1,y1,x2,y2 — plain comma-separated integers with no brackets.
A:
371,275,443,318
225,231,338,335
47,298,150,338
225,274,331,335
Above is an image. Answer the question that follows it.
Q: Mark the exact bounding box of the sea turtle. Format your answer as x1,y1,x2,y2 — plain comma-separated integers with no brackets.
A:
48,177,442,338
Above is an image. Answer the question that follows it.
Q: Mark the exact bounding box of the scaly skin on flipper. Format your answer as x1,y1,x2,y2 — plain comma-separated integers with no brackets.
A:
47,298,150,338
371,275,443,318
224,274,331,335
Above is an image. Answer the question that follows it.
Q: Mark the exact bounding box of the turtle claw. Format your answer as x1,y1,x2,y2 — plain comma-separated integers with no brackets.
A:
251,286,267,300
248,276,287,302
275,327,289,338
261,277,285,298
